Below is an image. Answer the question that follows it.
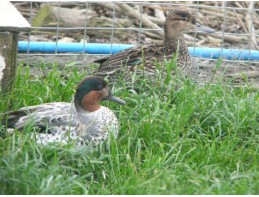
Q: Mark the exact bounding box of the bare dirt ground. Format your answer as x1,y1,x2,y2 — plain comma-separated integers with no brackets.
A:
13,1,259,87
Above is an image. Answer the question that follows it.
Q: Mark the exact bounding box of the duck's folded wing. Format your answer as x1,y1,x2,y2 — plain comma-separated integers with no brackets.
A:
96,44,161,75
1,102,77,133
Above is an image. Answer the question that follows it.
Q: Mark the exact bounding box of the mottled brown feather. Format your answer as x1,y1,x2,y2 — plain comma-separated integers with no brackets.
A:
94,9,212,82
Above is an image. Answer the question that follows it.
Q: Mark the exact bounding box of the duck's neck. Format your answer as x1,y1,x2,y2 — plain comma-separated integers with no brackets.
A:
163,36,192,73
75,100,101,113
163,36,188,55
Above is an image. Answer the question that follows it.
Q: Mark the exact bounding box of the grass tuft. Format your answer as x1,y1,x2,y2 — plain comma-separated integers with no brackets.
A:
0,61,259,194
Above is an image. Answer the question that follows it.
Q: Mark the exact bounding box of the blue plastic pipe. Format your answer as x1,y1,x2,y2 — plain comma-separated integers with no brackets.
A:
188,47,259,61
18,41,134,54
18,41,259,61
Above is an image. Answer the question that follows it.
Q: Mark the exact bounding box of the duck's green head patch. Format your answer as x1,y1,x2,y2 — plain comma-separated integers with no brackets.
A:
75,76,107,106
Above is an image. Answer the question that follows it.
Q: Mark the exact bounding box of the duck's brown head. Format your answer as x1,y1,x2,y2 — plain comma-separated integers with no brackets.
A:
164,10,215,40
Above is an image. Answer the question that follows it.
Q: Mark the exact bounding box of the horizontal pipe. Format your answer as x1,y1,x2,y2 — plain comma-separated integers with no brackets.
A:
18,41,134,54
188,48,259,61
18,41,259,61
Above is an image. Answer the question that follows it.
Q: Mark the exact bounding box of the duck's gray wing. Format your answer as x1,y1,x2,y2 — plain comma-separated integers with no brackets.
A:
1,102,77,133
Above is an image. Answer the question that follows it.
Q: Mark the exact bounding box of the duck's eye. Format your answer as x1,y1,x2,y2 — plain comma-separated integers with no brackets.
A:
98,84,104,90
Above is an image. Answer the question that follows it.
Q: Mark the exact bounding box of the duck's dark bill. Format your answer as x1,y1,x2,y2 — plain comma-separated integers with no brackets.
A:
105,94,126,105
195,23,215,33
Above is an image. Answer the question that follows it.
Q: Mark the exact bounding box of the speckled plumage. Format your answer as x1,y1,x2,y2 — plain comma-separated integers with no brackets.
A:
1,77,125,146
95,10,215,82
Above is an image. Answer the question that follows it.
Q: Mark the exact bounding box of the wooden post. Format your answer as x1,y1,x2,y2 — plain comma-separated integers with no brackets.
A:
0,32,19,92
0,1,31,93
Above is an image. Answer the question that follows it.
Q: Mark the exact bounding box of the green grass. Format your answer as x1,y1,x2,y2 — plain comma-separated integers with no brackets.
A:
0,62,259,194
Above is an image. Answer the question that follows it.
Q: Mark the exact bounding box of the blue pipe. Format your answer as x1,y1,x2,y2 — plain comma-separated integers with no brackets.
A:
18,41,259,61
18,41,134,54
188,47,259,61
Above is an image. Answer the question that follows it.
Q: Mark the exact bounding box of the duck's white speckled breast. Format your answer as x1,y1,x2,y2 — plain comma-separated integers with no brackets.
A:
78,106,119,139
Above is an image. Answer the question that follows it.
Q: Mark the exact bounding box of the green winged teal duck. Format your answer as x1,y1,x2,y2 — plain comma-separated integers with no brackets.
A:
1,76,125,146
95,9,215,82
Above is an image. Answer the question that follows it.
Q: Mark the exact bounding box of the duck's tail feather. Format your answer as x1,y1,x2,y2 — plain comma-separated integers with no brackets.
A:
1,110,29,129
94,56,110,64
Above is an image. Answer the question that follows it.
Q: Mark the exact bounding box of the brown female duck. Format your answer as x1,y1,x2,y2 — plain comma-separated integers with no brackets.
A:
95,9,215,82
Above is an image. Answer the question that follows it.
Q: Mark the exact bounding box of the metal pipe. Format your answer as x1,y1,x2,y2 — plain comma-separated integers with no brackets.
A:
18,41,259,61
